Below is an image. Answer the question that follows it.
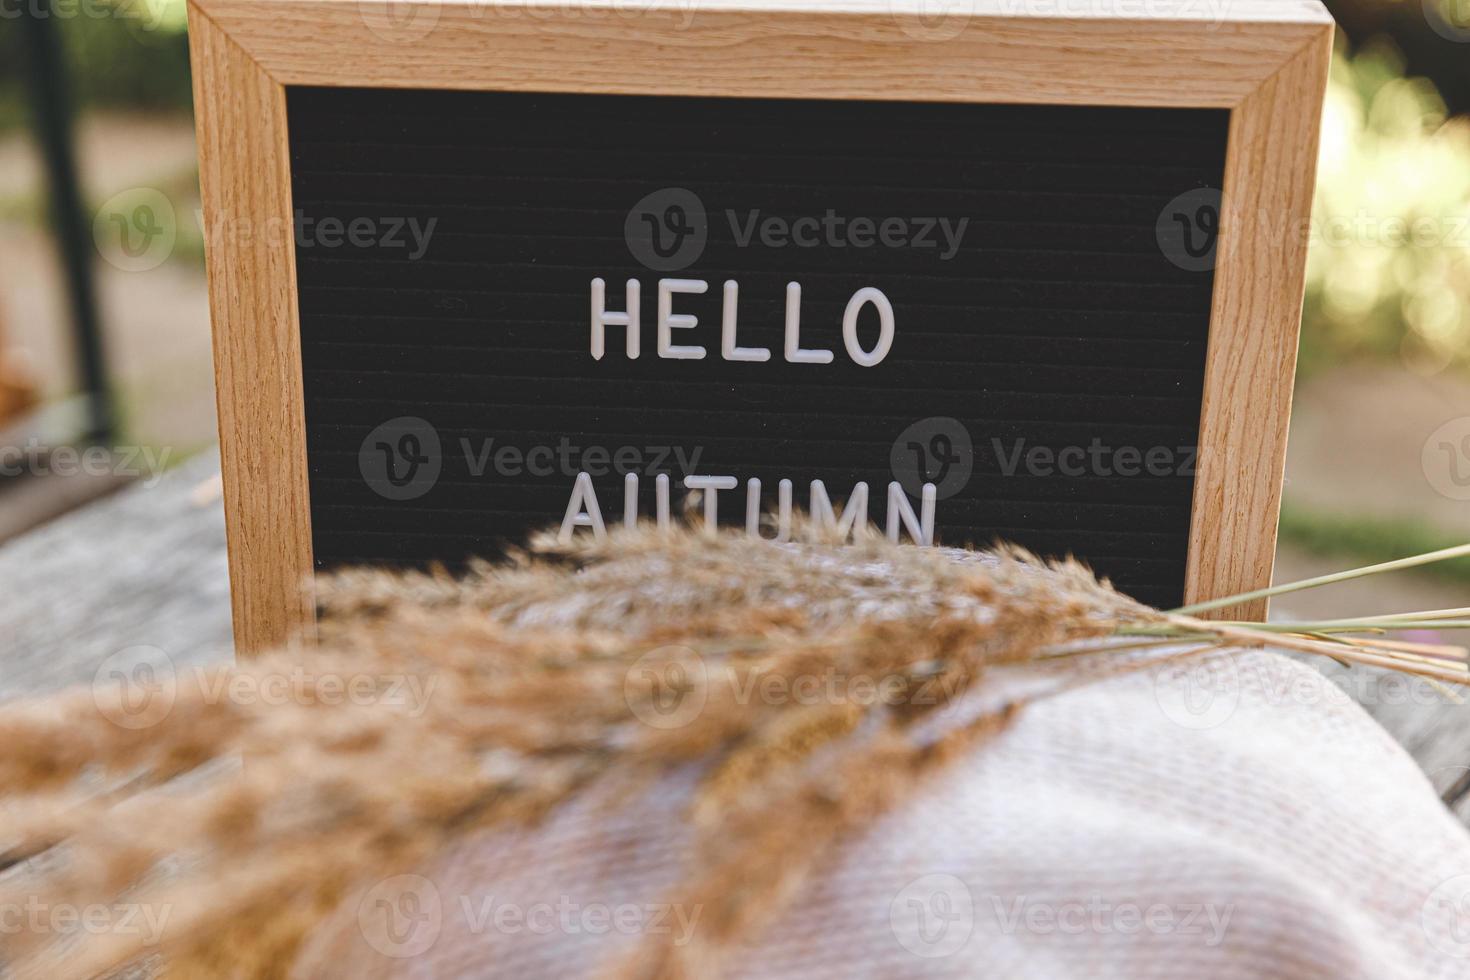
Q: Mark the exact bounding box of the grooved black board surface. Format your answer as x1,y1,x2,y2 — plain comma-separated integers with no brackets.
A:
288,87,1229,609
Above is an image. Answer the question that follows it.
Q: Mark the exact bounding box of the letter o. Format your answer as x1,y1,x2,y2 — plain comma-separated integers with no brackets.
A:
842,287,894,367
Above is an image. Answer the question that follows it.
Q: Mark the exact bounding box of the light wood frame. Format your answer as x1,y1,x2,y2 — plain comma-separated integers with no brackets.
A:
188,0,1333,654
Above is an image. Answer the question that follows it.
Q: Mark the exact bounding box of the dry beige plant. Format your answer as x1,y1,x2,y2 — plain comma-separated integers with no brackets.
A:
0,520,1460,979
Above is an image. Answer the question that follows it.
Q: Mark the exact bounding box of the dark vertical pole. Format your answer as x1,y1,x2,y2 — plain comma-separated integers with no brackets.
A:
22,0,114,443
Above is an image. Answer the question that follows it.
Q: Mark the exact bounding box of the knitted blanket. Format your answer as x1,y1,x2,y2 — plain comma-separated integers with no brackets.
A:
297,648,1470,978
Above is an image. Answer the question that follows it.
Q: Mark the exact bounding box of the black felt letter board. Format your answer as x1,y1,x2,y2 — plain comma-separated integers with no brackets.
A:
288,87,1228,609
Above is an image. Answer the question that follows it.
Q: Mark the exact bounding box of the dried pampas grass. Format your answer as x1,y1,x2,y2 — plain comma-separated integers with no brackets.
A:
0,521,1461,979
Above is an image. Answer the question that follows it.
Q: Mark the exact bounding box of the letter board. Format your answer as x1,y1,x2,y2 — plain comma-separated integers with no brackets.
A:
185,0,1333,652
290,87,1227,610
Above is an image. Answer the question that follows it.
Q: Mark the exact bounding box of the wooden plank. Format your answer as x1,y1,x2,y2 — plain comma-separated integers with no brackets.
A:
0,456,131,542
194,0,1329,109
188,5,317,656
1184,27,1334,621
0,457,233,704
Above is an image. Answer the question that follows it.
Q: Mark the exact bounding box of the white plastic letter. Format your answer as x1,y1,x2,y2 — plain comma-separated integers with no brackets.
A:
886,481,936,546
559,472,607,542
590,278,640,360
685,475,738,532
842,287,895,367
624,472,639,529
783,281,833,364
747,478,793,541
657,278,708,360
722,280,770,362
775,479,793,542
745,477,762,537
656,473,671,530
809,480,868,540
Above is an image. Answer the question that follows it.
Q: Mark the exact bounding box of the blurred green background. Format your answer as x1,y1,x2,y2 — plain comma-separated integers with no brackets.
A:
0,0,1468,610
0,0,192,130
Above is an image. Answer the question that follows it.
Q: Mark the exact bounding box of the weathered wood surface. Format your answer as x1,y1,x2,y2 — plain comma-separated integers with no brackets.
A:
0,454,234,703
1,455,1467,824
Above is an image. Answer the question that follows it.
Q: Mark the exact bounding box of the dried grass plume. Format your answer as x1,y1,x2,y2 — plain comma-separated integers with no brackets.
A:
0,520,1205,979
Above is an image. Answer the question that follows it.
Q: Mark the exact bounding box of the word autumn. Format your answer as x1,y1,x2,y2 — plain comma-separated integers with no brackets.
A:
559,472,938,545
590,279,895,365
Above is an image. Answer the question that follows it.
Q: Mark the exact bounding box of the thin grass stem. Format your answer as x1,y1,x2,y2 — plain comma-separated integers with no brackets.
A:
1169,543,1470,617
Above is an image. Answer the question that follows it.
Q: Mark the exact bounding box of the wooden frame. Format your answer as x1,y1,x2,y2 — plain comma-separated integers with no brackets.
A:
188,0,1333,654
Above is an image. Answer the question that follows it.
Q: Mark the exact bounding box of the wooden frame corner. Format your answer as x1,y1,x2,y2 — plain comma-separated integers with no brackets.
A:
189,4,316,654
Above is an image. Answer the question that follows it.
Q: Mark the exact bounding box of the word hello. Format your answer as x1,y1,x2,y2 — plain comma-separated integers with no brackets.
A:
559,472,937,545
591,279,895,366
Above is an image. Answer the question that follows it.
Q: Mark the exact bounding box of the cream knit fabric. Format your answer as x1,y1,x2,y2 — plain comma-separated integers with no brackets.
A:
297,647,1470,979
